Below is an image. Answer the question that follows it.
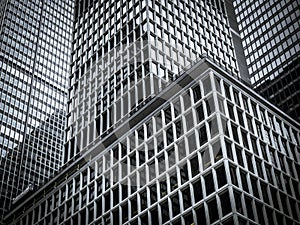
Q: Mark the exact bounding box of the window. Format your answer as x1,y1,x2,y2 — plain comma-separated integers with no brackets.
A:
195,204,206,225
199,125,207,145
266,206,276,224
164,106,172,124
182,186,191,209
173,99,181,117
251,101,258,117
212,140,222,162
122,202,128,223
140,189,147,211
233,90,240,106
236,147,244,167
226,140,233,160
231,124,239,143
160,180,167,198
270,186,280,210
193,178,203,202
156,133,164,152
205,97,215,116
137,128,144,145
157,154,165,174
150,184,157,204
96,196,102,217
269,148,276,165
214,77,221,92
209,117,219,138
224,83,231,100
131,195,138,217
82,170,88,187
180,163,189,184
255,201,265,224
265,165,273,185
182,92,191,110
237,109,244,127
185,111,194,131
230,165,238,186
240,170,249,192
147,140,155,160
260,109,267,123
130,154,136,171
155,112,163,131
220,190,231,216
109,186,118,206
177,139,186,161
187,132,197,152
167,147,176,168
202,147,211,170
242,97,249,112
175,120,183,138
246,153,254,172
202,76,212,95
112,209,119,225
192,85,201,102
241,131,249,149
234,191,243,214
150,206,159,224
196,103,205,123
216,165,227,187
139,150,145,166
205,172,215,196
208,197,219,223
170,173,178,191
251,137,258,155
227,102,235,121
88,205,94,223
89,185,94,202
166,126,174,145
260,182,270,204
247,116,253,133
171,193,180,216
68,181,73,197
189,155,199,177
146,121,153,138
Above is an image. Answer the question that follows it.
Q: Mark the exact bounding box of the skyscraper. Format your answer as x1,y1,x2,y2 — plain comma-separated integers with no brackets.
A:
232,0,300,121
0,0,73,222
4,0,300,225
5,57,300,225
64,0,241,163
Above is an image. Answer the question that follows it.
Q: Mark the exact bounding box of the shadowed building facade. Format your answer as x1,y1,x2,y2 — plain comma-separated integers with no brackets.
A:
233,0,300,121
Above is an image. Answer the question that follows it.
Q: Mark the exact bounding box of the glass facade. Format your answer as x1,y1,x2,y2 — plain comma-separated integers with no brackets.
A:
65,0,240,163
4,60,300,225
233,0,300,121
0,0,73,222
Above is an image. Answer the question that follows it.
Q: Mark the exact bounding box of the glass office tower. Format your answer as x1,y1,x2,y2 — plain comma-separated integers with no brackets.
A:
0,0,73,222
233,0,300,121
64,0,240,163
4,0,300,225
